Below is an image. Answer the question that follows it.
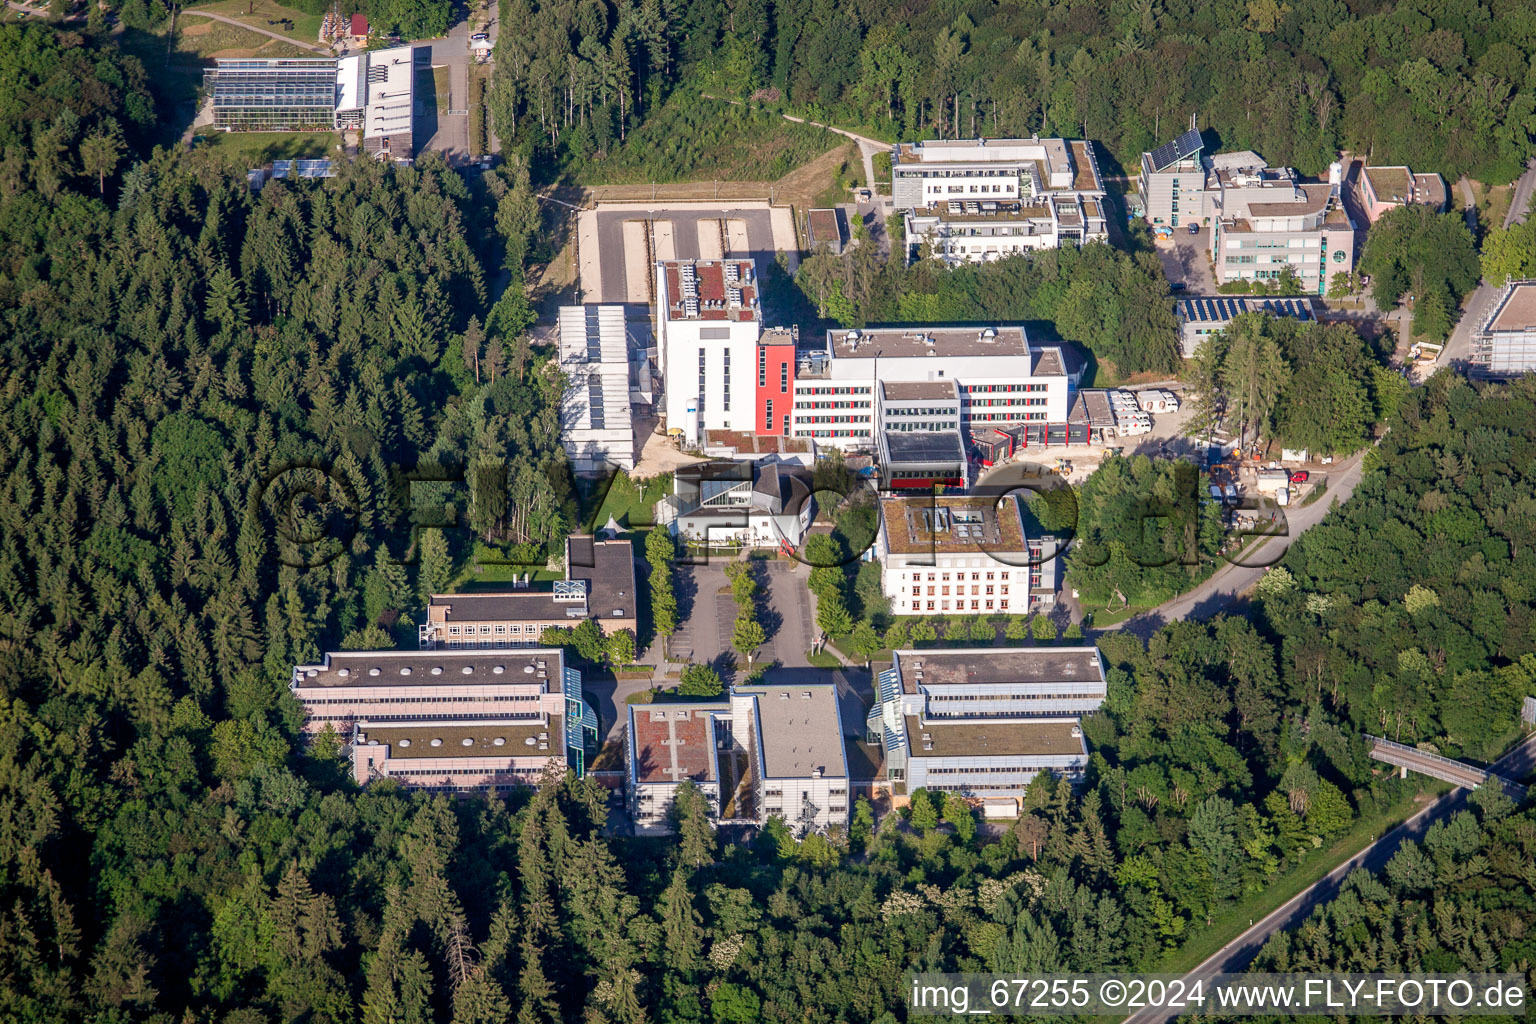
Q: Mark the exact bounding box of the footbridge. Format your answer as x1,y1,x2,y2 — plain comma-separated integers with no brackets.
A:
1368,735,1528,801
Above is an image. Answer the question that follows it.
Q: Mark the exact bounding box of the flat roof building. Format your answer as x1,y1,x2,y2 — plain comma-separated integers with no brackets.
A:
420,535,637,648
1174,295,1315,358
893,137,1109,263
626,683,848,836
806,208,846,253
290,648,599,785
877,429,968,491
655,259,764,444
1359,164,1447,223
1206,160,1354,296
559,305,637,473
1472,280,1536,377
874,494,1058,617
791,325,1081,447
334,45,415,157
867,647,1106,797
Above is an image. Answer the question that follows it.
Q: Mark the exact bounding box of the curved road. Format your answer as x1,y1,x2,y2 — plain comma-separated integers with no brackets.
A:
778,114,887,190
1123,729,1536,1024
179,9,330,53
1099,448,1369,635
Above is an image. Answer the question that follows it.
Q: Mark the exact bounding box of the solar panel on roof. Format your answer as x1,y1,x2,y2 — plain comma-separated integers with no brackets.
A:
1147,127,1203,172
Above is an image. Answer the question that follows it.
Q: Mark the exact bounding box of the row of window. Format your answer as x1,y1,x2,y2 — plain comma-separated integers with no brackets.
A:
798,386,872,395
447,623,549,635
963,398,1048,407
922,765,1079,774
305,694,541,704
927,693,1102,702
968,412,1047,422
885,406,957,417
932,183,1012,194
381,766,551,777
913,585,1011,597
913,778,1083,791
961,384,1050,394
900,599,1015,612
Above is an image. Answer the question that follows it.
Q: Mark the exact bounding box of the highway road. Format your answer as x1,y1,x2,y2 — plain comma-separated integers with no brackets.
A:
1102,448,1368,635
1122,730,1536,1024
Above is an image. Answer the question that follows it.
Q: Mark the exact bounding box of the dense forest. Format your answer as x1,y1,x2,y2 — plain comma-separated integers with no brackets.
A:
490,0,1536,184
1254,373,1536,761
795,239,1185,378
2,12,1535,1024
1252,786,1536,983
1183,313,1404,454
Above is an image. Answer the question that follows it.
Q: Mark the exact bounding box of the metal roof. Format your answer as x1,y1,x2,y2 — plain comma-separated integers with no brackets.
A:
1147,127,1203,172
884,430,965,464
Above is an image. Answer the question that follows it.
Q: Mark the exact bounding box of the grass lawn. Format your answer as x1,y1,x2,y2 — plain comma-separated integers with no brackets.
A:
175,15,314,57
1298,476,1330,507
1087,601,1158,628
576,90,837,185
1155,780,1450,975
195,129,341,166
804,649,843,668
187,0,324,45
580,473,671,533
432,66,451,114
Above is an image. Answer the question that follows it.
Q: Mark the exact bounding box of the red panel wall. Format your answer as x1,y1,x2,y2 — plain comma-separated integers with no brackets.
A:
755,344,796,435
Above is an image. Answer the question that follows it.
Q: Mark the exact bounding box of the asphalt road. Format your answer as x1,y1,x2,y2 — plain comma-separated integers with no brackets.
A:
1504,158,1536,228
1122,730,1536,1024
1102,448,1368,636
1435,159,1536,372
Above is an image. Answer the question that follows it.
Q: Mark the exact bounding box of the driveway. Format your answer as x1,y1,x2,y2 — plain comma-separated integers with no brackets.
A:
415,22,473,162
1096,447,1368,636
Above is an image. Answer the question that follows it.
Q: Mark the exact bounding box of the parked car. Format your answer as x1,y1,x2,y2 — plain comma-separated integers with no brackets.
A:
471,32,489,40
1169,281,1187,292
1188,222,1199,234
1290,470,1310,485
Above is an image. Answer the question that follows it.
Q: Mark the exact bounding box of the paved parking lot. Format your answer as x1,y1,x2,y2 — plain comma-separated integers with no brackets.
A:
658,559,815,677
1155,225,1217,294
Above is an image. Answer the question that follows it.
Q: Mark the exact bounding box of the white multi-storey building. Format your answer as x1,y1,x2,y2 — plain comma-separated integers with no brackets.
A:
867,647,1106,801
1138,126,1204,229
655,259,763,443
626,684,848,836
1207,160,1355,296
874,494,1058,617
1472,280,1536,377
892,137,1109,263
789,325,1079,446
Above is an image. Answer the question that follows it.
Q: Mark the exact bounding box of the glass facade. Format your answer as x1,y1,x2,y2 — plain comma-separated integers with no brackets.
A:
204,59,338,132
